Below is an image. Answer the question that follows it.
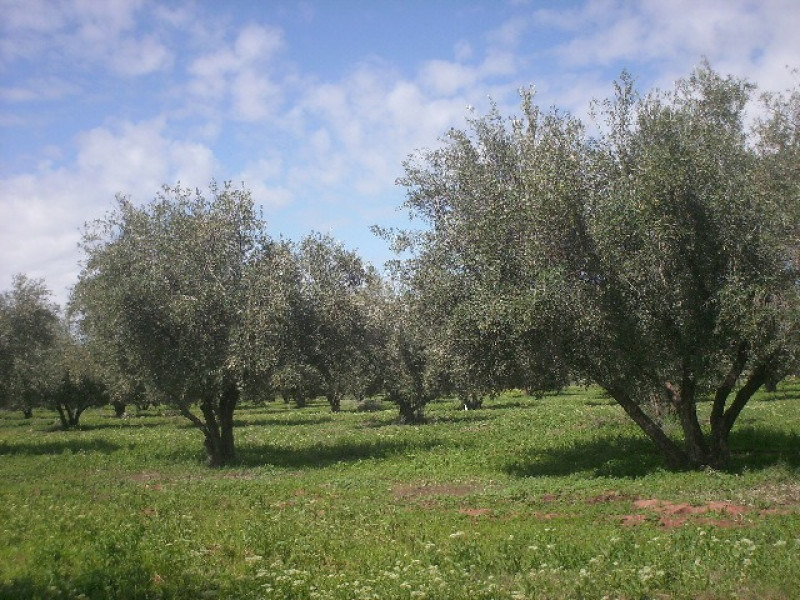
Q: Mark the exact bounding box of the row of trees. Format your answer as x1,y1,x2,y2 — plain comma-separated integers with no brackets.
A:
1,64,798,469
0,275,109,428
1,186,441,465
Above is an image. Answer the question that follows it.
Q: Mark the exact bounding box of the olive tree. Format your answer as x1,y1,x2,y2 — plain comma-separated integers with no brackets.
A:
295,233,384,412
0,274,60,418
73,183,296,466
378,291,441,423
397,64,799,468
49,327,109,429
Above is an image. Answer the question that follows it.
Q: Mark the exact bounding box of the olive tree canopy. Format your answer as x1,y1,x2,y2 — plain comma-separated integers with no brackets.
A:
397,65,799,469
73,183,296,466
0,274,60,418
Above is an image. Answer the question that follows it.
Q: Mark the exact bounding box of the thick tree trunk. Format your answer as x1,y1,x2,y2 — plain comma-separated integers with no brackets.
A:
217,376,238,464
55,402,83,429
671,369,709,467
461,391,483,410
188,376,239,467
70,405,86,428
709,343,748,468
605,384,690,469
326,385,341,413
112,401,127,418
709,363,770,468
398,398,425,424
55,404,69,430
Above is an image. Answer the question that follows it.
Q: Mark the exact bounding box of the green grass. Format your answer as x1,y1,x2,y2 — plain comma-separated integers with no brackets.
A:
1,382,799,599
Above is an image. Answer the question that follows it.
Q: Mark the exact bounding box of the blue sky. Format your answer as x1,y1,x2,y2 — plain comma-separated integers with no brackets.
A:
1,0,798,305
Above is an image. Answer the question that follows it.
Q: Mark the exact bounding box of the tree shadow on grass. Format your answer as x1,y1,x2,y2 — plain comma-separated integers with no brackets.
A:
0,438,121,457
505,428,800,478
726,427,800,472
0,573,217,600
480,399,533,411
78,419,174,432
232,436,445,469
234,415,335,428
506,434,664,478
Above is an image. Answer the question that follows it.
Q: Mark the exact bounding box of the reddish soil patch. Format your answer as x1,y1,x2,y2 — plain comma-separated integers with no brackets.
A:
632,499,661,510
621,498,791,529
621,514,647,526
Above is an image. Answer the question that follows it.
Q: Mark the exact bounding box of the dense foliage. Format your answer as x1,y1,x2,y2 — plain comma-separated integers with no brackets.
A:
0,274,60,418
71,184,297,465
2,64,797,470
396,65,799,468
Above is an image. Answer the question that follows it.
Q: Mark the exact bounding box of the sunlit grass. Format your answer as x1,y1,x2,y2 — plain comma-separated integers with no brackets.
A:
1,381,798,599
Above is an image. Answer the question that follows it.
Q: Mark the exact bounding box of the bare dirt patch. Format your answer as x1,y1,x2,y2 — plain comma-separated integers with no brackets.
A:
129,471,164,483
620,498,796,529
393,482,485,500
586,490,630,504
458,508,493,518
130,471,169,491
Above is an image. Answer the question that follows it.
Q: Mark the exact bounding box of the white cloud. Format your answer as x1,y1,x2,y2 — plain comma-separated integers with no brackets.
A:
109,35,174,76
542,0,800,87
187,24,285,122
0,0,172,76
235,157,293,212
0,77,81,103
0,119,216,305
420,60,478,96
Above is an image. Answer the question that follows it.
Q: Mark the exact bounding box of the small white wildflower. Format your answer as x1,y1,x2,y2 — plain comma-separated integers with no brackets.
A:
449,531,465,539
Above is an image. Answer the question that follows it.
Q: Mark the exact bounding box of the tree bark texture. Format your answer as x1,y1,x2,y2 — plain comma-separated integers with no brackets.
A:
605,383,690,469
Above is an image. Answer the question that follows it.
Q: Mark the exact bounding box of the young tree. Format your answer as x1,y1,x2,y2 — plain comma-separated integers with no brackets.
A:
0,274,60,418
295,233,384,412
396,65,799,468
72,183,296,465
378,290,442,423
49,328,109,429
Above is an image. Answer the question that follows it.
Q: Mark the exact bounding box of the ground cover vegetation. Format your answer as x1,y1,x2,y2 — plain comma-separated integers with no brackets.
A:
0,63,798,596
0,385,799,599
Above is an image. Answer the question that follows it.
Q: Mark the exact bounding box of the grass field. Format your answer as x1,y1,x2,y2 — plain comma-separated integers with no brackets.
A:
1,382,799,599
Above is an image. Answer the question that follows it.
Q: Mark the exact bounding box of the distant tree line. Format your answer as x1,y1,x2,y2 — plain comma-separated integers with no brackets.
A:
1,64,797,469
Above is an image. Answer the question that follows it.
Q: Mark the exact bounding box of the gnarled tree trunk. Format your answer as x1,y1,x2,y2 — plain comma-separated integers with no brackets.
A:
184,375,239,467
